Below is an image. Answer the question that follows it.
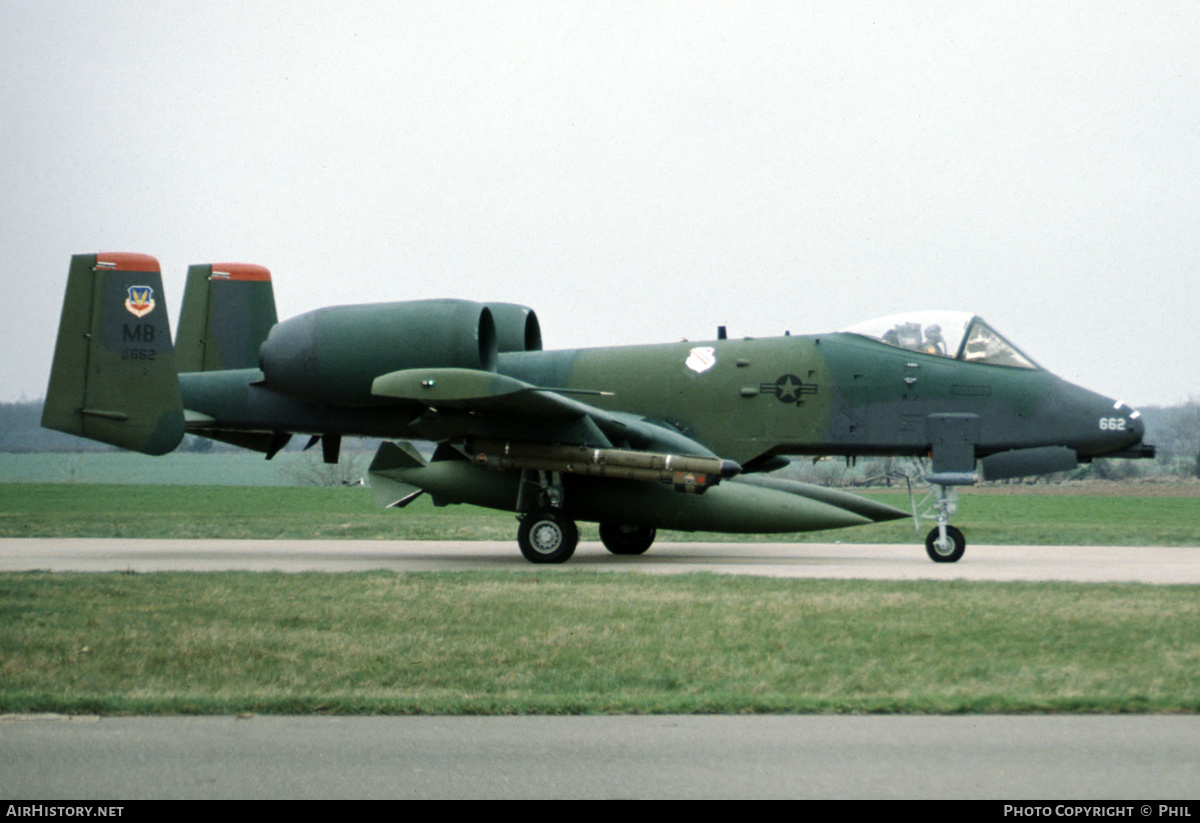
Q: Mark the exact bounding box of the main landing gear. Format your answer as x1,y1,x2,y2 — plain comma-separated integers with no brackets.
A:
515,512,659,563
514,470,658,564
517,508,578,564
598,523,657,556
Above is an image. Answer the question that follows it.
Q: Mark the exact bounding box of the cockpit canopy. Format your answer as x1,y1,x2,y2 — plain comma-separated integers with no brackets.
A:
840,312,1038,369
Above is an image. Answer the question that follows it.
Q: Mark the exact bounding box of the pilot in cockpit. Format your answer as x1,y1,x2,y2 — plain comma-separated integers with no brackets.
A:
882,322,921,351
922,324,946,355
880,321,947,356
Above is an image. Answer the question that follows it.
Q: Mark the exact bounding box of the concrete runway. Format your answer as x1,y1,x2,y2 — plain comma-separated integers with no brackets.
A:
4,714,1200,800
3,537,1199,583
4,537,1198,799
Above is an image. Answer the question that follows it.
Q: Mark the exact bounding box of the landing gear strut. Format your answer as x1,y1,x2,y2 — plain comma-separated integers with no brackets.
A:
912,471,976,563
515,470,578,564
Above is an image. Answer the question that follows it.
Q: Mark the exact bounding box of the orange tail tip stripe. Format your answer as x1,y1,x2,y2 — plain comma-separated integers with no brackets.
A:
209,263,271,281
96,252,160,272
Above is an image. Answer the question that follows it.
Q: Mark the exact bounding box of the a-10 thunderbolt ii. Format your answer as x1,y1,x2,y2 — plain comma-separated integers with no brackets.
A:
44,253,1155,564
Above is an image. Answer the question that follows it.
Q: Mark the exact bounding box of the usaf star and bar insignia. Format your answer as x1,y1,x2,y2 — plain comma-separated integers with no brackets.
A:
762,374,817,405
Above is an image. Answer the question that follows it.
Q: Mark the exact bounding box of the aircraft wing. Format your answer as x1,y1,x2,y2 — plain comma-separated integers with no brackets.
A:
371,367,721,458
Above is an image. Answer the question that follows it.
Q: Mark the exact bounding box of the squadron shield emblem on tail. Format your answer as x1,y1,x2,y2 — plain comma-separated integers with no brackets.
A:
125,286,156,318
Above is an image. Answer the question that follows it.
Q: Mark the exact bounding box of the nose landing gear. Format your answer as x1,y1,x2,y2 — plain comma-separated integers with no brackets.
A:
915,471,976,563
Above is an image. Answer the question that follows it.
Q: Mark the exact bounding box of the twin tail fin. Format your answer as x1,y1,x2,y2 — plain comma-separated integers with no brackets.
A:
43,253,278,455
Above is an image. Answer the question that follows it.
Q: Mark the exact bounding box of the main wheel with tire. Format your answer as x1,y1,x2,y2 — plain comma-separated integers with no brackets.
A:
517,509,579,564
598,523,656,556
925,525,966,563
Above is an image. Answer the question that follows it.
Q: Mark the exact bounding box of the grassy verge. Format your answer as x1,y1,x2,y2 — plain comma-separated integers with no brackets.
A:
2,483,1199,545
3,571,1198,715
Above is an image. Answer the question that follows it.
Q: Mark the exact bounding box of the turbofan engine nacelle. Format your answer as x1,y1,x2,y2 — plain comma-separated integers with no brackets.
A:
259,299,498,405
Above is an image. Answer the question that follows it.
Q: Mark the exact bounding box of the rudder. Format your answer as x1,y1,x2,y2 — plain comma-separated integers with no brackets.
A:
42,253,185,455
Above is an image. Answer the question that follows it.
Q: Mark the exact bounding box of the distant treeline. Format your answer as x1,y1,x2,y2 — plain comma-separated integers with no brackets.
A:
0,400,110,453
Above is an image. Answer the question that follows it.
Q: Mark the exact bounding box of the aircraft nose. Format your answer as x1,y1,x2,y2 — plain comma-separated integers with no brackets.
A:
1046,381,1148,458
1097,398,1147,454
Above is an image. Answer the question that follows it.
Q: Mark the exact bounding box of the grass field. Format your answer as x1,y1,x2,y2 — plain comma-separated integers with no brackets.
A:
3,571,1198,715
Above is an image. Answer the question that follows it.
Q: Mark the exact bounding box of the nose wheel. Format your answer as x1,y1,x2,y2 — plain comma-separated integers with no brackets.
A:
925,524,965,563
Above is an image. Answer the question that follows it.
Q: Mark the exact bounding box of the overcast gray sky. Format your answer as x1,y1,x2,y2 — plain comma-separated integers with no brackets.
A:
3,1,1197,408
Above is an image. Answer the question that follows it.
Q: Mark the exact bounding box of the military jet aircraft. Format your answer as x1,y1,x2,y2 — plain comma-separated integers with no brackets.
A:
43,253,1155,564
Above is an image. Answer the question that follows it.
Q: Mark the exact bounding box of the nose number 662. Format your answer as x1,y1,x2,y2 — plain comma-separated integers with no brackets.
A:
1099,417,1127,431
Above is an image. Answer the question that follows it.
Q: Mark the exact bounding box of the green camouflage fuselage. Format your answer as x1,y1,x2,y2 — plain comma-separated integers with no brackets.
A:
497,333,1139,465
176,330,1142,468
